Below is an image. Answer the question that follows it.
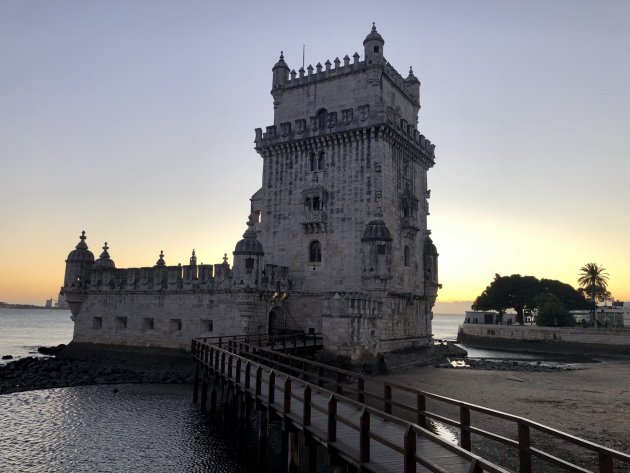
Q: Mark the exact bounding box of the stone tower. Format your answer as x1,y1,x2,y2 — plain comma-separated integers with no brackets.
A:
252,24,439,359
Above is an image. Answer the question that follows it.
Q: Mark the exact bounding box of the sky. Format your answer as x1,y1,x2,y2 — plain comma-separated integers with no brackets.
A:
1,0,629,311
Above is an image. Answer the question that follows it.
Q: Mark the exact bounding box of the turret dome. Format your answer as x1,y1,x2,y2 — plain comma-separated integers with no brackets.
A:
361,220,393,241
272,51,289,71
424,235,438,256
233,219,264,256
363,22,385,46
93,242,115,269
66,231,95,263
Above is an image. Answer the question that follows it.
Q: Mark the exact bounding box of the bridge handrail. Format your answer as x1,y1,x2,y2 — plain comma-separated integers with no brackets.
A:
193,340,508,473
192,337,630,473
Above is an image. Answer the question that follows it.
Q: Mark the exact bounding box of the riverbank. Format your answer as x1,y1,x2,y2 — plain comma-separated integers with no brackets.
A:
0,342,194,395
382,359,630,468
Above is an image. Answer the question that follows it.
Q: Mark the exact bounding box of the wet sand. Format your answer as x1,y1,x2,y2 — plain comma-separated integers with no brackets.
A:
380,360,630,467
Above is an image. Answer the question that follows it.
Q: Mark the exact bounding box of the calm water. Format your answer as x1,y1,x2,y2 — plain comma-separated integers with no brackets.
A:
0,308,73,363
0,384,247,472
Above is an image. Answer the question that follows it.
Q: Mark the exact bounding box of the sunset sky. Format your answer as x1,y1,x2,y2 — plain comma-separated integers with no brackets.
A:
1,1,628,311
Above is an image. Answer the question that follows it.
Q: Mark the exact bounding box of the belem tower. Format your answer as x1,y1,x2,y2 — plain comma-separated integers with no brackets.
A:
61,25,440,361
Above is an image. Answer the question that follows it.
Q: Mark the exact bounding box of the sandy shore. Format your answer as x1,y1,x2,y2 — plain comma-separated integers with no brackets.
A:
380,360,630,469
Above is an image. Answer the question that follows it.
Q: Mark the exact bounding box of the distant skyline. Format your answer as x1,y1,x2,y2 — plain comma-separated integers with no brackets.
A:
1,1,629,310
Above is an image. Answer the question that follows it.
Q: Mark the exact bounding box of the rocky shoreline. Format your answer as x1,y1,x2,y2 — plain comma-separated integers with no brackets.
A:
436,358,583,372
0,344,194,395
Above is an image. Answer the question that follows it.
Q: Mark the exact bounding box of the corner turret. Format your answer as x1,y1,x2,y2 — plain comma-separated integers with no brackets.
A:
232,217,265,288
63,231,95,287
93,242,115,269
363,22,385,66
271,51,290,109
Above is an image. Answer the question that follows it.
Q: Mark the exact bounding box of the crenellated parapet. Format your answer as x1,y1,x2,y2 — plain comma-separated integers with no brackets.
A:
255,106,436,161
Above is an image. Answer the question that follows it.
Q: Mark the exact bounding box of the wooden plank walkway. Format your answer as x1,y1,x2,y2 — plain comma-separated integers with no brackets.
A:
193,342,508,473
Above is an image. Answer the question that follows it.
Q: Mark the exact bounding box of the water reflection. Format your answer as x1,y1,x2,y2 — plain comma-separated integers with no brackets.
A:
0,384,246,472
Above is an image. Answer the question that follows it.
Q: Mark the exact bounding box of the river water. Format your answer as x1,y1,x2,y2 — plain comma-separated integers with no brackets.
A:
0,309,520,471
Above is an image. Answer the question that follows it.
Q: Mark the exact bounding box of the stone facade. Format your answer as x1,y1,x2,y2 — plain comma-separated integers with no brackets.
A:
62,25,440,360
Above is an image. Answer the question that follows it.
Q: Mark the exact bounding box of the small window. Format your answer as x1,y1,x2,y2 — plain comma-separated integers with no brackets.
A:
115,317,127,330
92,317,103,330
377,243,386,255
309,240,322,262
309,152,317,171
142,318,154,331
404,246,410,267
201,319,213,333
245,257,255,274
312,196,321,211
170,319,182,332
374,46,379,53
308,327,315,334
317,151,324,170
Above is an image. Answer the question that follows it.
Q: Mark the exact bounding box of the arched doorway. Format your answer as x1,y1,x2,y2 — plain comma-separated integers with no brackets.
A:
268,307,284,334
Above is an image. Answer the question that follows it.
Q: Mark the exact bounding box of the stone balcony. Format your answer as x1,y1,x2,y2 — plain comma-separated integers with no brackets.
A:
302,210,327,233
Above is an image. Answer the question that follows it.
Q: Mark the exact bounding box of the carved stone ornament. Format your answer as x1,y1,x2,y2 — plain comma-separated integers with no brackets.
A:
295,119,306,134
342,108,353,125
310,116,319,131
386,107,393,124
266,125,277,140
359,104,370,121
327,112,337,128
280,122,291,137
255,128,263,142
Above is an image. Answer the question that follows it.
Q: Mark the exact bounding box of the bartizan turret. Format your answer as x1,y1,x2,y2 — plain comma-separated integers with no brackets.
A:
232,217,265,288
62,231,94,316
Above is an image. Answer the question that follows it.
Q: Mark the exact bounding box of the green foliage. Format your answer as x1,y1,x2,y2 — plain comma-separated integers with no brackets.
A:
535,294,576,327
577,263,610,303
473,274,590,325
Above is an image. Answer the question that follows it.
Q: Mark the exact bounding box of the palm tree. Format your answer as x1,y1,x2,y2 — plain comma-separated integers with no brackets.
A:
578,263,610,323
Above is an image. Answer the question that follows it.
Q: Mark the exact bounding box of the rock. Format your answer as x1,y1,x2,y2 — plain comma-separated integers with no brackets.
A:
37,344,67,356
2,355,13,360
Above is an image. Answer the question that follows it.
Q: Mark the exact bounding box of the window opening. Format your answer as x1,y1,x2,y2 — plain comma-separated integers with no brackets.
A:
309,240,322,262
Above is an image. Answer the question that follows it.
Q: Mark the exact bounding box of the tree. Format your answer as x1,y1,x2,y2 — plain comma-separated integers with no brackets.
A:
539,279,591,311
472,274,539,325
535,294,575,327
578,263,610,303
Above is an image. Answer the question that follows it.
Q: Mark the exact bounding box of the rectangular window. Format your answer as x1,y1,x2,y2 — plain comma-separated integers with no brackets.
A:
201,319,213,333
377,244,386,255
92,317,103,330
142,318,155,331
115,317,127,330
170,319,182,332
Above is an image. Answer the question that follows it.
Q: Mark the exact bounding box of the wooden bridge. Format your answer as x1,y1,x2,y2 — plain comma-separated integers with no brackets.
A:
191,335,630,472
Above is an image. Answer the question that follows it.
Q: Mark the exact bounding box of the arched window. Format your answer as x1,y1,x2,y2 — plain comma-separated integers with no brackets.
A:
317,151,325,170
317,108,327,130
309,152,316,172
312,196,320,211
309,240,322,262
404,245,410,267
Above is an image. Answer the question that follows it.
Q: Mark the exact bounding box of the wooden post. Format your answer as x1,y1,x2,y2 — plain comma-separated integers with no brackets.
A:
284,377,292,414
335,371,343,394
303,385,311,426
460,406,471,451
327,395,337,443
193,361,200,403
210,379,217,415
281,424,289,473
256,366,263,397
599,452,613,473
268,370,276,404
359,408,370,463
306,432,317,473
236,358,242,384
384,384,392,414
221,352,226,375
404,426,416,473
518,421,532,473
317,366,324,387
200,371,208,412
417,394,427,429
245,362,251,390
358,378,365,403
258,409,268,469
228,354,233,379
288,429,300,473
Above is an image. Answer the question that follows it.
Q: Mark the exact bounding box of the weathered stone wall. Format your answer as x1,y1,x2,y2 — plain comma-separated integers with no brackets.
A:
460,323,630,351
72,291,267,349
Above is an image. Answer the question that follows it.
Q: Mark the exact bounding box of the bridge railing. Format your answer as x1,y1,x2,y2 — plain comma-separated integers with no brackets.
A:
192,340,508,473
193,338,630,473
195,332,322,351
